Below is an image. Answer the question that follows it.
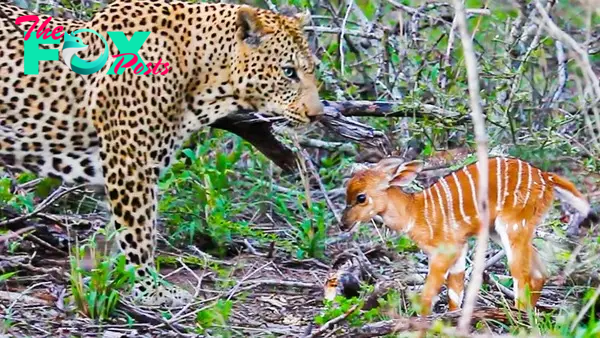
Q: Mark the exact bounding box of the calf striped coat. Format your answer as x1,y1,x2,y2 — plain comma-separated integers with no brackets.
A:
341,156,597,315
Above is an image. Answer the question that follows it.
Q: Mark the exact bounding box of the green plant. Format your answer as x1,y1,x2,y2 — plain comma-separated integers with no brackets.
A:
158,131,247,255
69,230,135,321
316,296,364,328
290,201,329,259
196,299,234,335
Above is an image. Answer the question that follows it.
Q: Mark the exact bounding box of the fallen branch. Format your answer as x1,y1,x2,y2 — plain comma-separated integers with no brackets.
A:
0,184,88,227
242,279,320,289
212,99,472,173
299,138,357,155
344,307,520,338
212,104,390,173
306,303,361,338
0,290,49,306
319,106,390,150
323,100,462,120
0,225,36,244
211,116,298,173
0,254,63,278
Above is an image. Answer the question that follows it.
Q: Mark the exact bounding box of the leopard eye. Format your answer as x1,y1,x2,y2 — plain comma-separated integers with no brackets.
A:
282,67,298,80
356,194,367,204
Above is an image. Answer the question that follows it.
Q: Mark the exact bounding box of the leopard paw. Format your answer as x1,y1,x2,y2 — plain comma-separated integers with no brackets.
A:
129,282,193,307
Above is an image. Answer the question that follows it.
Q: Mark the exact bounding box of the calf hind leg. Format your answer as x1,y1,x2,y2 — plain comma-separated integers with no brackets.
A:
529,248,548,305
446,245,467,311
495,217,546,310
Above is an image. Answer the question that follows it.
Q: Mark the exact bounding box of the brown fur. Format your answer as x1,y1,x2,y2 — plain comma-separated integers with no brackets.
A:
342,156,593,314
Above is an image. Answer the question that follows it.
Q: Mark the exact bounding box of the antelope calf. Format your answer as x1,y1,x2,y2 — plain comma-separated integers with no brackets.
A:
341,156,597,315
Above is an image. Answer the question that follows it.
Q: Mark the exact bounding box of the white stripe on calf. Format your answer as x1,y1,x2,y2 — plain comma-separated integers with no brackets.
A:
453,172,470,224
433,184,447,233
423,189,433,238
502,158,509,207
440,178,456,229
513,159,522,207
523,162,532,207
463,166,479,215
496,157,502,211
537,169,546,199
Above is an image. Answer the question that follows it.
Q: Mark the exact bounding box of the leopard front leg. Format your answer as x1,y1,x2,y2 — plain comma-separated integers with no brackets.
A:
98,133,192,307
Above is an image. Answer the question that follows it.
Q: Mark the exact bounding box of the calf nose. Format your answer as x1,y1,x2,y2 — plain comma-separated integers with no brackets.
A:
340,208,352,231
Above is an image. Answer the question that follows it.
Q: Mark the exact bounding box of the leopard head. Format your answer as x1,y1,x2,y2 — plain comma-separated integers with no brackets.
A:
232,6,323,126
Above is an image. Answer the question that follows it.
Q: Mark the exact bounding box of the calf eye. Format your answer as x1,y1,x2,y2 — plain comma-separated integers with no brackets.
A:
356,194,367,204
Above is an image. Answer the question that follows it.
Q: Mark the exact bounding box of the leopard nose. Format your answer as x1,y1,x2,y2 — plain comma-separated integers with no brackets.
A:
306,101,324,122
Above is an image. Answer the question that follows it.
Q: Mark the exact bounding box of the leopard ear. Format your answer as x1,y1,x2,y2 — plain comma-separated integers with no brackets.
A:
295,9,311,27
237,6,264,47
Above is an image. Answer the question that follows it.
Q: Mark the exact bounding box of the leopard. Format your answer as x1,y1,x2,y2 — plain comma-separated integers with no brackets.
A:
0,0,323,307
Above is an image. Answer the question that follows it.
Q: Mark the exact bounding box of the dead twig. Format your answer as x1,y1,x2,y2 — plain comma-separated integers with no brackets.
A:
242,279,320,289
451,0,490,333
118,301,189,334
304,26,382,40
297,146,342,225
306,303,361,338
339,0,354,77
0,225,36,244
344,307,523,337
165,260,207,324
0,290,49,307
533,0,600,100
0,184,88,227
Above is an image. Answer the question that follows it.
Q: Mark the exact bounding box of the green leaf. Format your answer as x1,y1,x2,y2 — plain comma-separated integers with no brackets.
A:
182,148,196,162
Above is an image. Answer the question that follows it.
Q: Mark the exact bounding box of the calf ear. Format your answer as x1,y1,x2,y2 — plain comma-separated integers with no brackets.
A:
237,6,264,47
389,160,424,186
349,163,369,175
373,156,405,178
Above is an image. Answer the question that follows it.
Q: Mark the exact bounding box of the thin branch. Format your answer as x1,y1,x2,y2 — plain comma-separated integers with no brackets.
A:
0,184,88,227
545,40,568,108
295,142,342,225
304,26,382,40
339,0,354,77
345,307,526,337
307,303,361,338
534,0,600,100
451,0,490,333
